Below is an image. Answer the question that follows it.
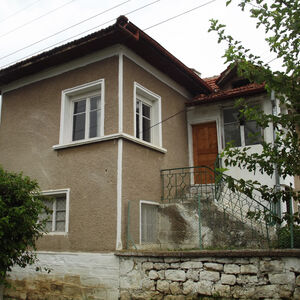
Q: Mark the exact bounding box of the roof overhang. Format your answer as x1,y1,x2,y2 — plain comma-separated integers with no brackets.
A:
0,16,212,96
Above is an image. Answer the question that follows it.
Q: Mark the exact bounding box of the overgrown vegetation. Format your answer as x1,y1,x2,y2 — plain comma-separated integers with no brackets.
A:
0,167,49,285
209,0,300,245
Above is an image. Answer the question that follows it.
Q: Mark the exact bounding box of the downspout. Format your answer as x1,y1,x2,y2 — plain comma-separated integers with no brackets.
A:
271,90,281,218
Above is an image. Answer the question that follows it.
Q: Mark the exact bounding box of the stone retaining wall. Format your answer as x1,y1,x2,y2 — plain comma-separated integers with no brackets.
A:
117,250,300,300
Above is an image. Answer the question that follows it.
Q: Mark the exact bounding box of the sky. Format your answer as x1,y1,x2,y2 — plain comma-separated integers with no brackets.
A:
0,0,278,78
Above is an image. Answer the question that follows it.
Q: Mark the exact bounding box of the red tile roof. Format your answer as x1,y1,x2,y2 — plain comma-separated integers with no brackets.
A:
187,76,265,107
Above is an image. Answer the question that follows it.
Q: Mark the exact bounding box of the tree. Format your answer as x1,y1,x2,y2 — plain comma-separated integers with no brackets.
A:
0,167,49,287
209,0,300,236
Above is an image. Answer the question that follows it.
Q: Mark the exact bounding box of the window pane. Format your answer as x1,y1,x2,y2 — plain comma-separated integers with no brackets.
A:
142,117,151,142
55,221,66,232
56,211,66,221
45,221,52,232
224,123,241,146
89,110,100,138
244,120,262,145
224,108,239,123
73,114,85,141
142,103,151,118
90,96,100,110
136,113,140,138
56,197,66,210
74,100,86,114
141,204,157,243
136,100,140,114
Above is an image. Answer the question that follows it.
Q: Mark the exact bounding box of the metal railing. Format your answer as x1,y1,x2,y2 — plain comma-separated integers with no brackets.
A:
160,166,278,249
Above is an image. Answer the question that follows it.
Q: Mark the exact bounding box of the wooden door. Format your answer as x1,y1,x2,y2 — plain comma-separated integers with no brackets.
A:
192,122,218,183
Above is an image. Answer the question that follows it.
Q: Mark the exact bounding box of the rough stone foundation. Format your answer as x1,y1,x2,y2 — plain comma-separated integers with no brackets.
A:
4,250,300,299
117,250,300,300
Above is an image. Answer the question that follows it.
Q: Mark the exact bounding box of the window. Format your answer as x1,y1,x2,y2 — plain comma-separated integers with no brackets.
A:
40,190,69,234
60,79,104,144
140,201,158,243
134,83,162,147
223,107,262,147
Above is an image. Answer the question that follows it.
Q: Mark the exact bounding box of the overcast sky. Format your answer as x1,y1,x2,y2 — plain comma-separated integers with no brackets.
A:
0,0,277,78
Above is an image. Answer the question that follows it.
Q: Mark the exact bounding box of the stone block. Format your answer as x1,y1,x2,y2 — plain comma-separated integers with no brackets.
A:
279,284,293,299
164,295,186,300
240,264,258,274
260,260,283,273
170,282,182,295
231,286,256,299
221,274,236,285
204,263,223,271
256,285,279,298
165,270,186,282
120,259,134,275
196,280,212,296
142,278,155,291
154,263,167,270
224,264,240,274
149,270,159,280
269,272,295,285
186,269,199,281
282,257,300,273
236,275,258,285
183,280,197,295
212,284,230,297
157,280,170,293
199,270,220,282
164,258,180,263
297,275,300,286
158,270,165,279
181,261,203,269
120,270,142,289
170,263,181,268
294,287,300,300
142,262,153,271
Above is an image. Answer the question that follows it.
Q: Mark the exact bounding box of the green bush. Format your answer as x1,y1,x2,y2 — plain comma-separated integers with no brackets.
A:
277,225,300,248
0,167,48,285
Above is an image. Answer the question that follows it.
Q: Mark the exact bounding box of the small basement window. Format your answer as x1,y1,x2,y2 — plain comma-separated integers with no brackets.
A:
140,201,158,243
40,189,69,234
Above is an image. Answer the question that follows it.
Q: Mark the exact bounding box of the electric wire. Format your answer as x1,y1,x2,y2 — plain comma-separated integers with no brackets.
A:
0,0,78,39
143,0,217,31
0,0,43,24
0,0,161,69
0,0,217,68
0,0,132,62
139,107,187,137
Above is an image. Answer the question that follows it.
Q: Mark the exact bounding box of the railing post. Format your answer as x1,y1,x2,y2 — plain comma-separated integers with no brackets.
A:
198,194,203,250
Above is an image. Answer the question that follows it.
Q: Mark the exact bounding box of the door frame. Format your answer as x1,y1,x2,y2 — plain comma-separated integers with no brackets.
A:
187,116,222,184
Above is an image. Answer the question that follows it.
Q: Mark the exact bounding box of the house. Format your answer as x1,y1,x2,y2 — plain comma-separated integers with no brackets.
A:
0,15,293,299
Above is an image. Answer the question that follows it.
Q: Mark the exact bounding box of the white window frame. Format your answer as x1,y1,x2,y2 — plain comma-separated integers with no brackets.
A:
222,105,263,147
41,189,70,235
134,82,162,147
139,200,159,244
59,79,105,144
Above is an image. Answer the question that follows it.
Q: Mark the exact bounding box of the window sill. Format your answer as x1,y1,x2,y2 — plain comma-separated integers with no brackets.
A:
53,133,167,153
45,232,68,236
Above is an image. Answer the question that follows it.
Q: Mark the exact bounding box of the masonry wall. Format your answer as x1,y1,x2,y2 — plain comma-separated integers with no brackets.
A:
0,56,119,251
122,57,190,247
118,251,300,300
5,251,300,300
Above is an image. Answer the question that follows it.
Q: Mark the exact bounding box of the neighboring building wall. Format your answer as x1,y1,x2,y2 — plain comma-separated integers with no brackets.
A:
0,56,120,252
122,57,190,247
